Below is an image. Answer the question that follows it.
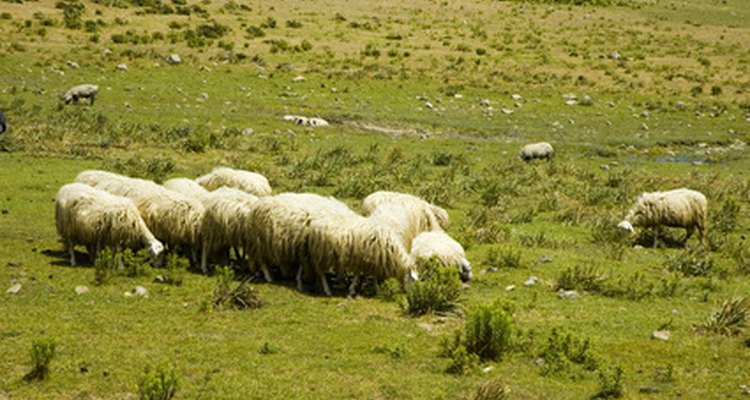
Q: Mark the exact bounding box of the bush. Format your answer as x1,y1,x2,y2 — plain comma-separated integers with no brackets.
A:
155,253,186,286
405,259,462,316
93,247,119,285
666,248,715,277
710,198,740,234
464,300,514,361
537,328,599,375
137,363,177,400
555,265,606,292
696,297,748,336
440,332,479,375
24,338,56,381
593,366,625,399
376,278,403,302
245,25,265,38
484,247,523,269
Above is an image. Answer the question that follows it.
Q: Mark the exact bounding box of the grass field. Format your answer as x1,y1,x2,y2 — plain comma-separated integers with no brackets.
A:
1,0,749,398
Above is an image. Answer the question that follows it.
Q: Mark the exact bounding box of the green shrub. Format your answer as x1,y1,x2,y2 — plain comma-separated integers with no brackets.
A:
137,363,177,400
155,253,186,286
537,328,599,375
245,25,265,38
666,248,715,277
376,278,403,302
555,265,606,292
405,259,462,316
440,332,479,375
484,247,523,269
696,297,748,336
24,338,56,381
710,198,740,234
93,247,119,285
260,16,276,29
593,366,625,399
464,300,514,361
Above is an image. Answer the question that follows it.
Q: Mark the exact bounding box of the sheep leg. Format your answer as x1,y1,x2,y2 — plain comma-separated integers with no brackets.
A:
652,227,660,248
348,275,359,298
68,244,76,267
116,245,124,270
201,243,209,274
260,264,273,282
296,267,305,293
319,272,332,297
684,226,695,245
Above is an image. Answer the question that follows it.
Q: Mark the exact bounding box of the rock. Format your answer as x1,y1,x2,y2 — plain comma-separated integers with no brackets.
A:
557,289,579,300
242,128,254,135
675,101,687,109
579,95,593,106
102,48,113,56
642,123,649,131
501,108,514,115
479,99,491,107
130,286,148,297
651,330,671,341
293,76,306,82
600,164,610,171
564,100,578,106
166,54,181,65
511,93,522,100
610,51,620,60
462,283,471,290
641,111,650,118
67,60,80,69
524,276,540,287
562,93,577,100
6,283,21,294
425,102,434,109
483,366,495,373
117,63,128,71
75,285,89,295
198,92,209,100
537,255,553,264
505,285,516,291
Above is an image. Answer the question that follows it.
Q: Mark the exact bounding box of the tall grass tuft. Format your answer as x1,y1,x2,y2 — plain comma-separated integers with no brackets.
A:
666,248,716,277
137,363,177,400
465,379,510,400
593,365,625,399
405,258,462,316
464,300,515,361
556,265,606,292
24,338,56,382
696,297,748,336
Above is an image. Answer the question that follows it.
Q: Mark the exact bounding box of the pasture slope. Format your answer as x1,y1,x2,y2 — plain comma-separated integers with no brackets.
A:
1,0,749,398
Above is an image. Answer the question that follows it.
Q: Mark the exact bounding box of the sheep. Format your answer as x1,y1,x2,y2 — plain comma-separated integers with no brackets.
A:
196,167,272,196
63,84,99,105
283,115,330,127
367,201,443,251
617,188,707,248
0,110,7,134
520,141,555,161
410,231,472,282
248,192,357,282
362,190,449,229
307,213,418,296
55,183,164,266
75,170,205,263
199,187,258,274
163,177,210,200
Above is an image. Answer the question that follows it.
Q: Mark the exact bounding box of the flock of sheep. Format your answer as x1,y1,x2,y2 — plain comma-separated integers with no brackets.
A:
54,167,472,296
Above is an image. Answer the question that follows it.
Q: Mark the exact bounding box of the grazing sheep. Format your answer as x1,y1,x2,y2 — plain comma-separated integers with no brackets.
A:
55,183,164,266
196,167,272,196
411,231,472,282
199,187,258,274
248,192,357,282
362,191,449,229
520,142,555,161
367,201,443,251
75,170,205,262
283,115,330,127
63,84,100,105
308,214,418,296
617,188,707,248
0,110,7,133
163,178,210,200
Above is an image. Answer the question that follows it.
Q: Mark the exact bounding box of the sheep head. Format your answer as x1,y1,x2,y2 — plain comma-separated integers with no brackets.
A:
617,220,635,233
149,241,165,259
459,259,472,282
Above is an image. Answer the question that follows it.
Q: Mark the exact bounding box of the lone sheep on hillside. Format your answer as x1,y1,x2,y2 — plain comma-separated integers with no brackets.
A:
617,188,707,248
520,142,554,161
63,84,100,105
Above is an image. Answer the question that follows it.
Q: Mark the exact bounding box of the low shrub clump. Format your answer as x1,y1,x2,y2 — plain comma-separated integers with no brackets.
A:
696,297,748,336
137,363,177,400
24,338,56,382
405,258,462,316
211,266,263,311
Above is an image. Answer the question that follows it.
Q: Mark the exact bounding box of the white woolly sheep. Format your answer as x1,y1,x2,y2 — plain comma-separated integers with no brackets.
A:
520,142,555,161
283,115,330,127
199,187,258,274
367,201,443,251
617,188,707,248
362,190,449,229
55,183,164,266
248,192,357,282
75,170,205,263
307,213,418,296
163,178,210,200
411,230,472,282
63,84,100,105
196,167,272,196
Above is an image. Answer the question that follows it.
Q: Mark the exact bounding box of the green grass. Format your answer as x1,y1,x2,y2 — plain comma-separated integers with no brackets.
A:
1,0,749,398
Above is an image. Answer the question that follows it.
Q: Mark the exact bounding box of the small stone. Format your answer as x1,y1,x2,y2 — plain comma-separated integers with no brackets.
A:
102,48,113,56
610,51,620,60
501,108,514,115
462,283,471,290
600,164,610,171
579,95,593,106
479,99,491,107
117,63,128,71
564,100,578,106
651,330,671,341
557,289,579,300
293,75,306,82
534,357,545,366
133,286,148,297
671,309,680,315
67,60,80,69
524,276,540,287
562,93,577,100
7,261,20,267
483,366,495,373
537,255,553,264
75,286,89,295
242,128,254,135
6,283,22,294
511,93,522,100
167,54,181,65
642,123,649,131
436,317,447,324
505,285,516,291
198,92,209,100
425,102,434,109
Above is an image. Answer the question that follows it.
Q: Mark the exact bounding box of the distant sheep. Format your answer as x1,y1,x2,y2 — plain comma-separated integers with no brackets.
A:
75,170,205,262
55,183,163,266
63,84,99,105
411,231,472,282
308,214,418,296
0,110,7,133
196,167,272,196
617,188,707,247
362,191,449,229
248,192,357,282
199,187,258,274
520,142,554,161
283,115,330,127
